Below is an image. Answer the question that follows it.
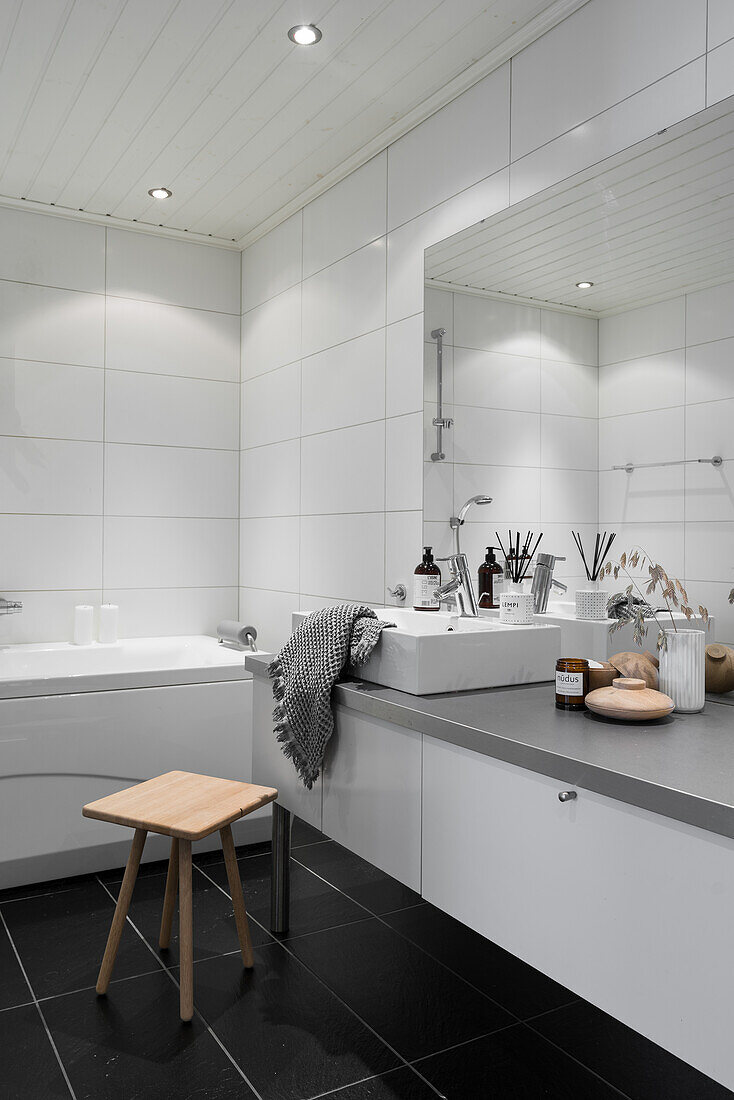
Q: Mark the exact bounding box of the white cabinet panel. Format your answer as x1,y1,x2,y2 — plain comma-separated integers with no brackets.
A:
422,736,734,1091
251,673,322,830
323,708,422,892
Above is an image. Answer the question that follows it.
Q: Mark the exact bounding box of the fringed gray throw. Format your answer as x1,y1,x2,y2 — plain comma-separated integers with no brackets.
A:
268,604,394,789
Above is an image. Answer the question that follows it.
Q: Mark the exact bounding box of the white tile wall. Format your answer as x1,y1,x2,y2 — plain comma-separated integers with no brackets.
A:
301,331,385,434
301,240,386,358
303,154,387,278
241,362,300,449
301,422,386,516
0,208,240,641
242,211,302,311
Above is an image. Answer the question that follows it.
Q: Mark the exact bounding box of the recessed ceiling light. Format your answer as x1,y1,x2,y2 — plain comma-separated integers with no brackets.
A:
287,24,322,45
575,280,594,289
148,187,172,200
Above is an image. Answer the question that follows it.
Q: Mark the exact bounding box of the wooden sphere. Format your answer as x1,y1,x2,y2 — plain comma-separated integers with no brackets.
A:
705,644,734,694
609,651,659,689
585,678,674,721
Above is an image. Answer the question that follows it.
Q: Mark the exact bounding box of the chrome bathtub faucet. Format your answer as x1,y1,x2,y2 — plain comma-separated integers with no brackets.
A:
0,596,22,615
434,495,493,618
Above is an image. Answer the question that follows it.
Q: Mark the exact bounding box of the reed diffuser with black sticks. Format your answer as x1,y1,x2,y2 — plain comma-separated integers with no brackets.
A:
572,530,616,620
496,530,543,588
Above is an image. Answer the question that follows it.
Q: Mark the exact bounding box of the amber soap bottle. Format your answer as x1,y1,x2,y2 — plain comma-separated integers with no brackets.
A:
414,546,441,611
478,546,503,609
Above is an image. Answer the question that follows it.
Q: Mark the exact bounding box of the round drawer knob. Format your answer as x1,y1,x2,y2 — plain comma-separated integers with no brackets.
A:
558,790,577,802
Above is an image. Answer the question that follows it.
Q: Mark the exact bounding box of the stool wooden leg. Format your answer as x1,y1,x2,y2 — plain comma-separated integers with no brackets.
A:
178,838,194,1022
220,824,254,969
159,837,179,949
96,827,147,995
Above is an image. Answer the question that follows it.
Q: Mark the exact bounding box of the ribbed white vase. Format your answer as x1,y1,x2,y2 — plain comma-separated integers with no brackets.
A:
658,629,705,713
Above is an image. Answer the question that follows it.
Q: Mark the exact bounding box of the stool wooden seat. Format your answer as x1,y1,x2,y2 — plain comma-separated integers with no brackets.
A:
83,771,278,1021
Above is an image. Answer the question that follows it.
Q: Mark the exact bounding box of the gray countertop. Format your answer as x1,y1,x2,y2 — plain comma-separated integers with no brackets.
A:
246,654,734,841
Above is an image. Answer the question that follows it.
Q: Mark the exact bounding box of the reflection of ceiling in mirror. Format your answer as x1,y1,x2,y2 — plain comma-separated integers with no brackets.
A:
425,95,734,316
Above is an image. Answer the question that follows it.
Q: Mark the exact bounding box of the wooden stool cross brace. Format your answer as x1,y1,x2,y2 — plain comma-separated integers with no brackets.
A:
83,771,277,1021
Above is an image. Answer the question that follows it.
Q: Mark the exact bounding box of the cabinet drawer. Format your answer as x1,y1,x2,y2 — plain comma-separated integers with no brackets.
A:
422,735,734,1090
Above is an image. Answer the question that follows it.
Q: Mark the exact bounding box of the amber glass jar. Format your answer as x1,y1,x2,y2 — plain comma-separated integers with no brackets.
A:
555,658,589,710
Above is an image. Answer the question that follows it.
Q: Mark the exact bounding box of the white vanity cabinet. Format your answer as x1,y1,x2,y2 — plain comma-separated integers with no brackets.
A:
421,735,734,1090
322,706,422,891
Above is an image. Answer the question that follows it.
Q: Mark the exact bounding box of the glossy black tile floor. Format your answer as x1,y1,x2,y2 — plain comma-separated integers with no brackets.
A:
1,818,731,1100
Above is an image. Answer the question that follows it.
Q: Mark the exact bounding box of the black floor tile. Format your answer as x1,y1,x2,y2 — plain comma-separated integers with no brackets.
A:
292,817,327,848
294,841,422,915
42,969,254,1099
194,838,272,869
98,855,173,885
106,864,272,964
384,902,576,1020
0,917,32,1010
194,943,399,1100
2,878,158,999
318,1067,438,1099
532,1000,732,1099
204,852,367,939
0,1003,71,1099
416,1024,624,1099
0,871,94,905
288,917,514,1061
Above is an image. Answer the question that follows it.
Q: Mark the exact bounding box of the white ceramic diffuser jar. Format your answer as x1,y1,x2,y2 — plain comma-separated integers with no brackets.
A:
575,580,609,621
499,586,535,625
658,628,705,712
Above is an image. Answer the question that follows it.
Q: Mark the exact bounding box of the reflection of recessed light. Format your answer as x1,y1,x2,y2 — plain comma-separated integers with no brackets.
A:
575,280,594,289
287,24,322,45
148,187,172,199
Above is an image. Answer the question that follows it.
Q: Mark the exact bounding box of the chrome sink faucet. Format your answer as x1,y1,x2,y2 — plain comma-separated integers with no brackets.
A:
0,596,22,615
530,554,567,613
436,495,493,617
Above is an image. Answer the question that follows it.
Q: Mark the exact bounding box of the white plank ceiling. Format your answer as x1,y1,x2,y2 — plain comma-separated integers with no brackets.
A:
0,0,581,246
426,95,734,316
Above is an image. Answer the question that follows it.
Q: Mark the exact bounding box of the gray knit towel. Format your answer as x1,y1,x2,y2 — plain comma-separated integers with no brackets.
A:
268,604,394,789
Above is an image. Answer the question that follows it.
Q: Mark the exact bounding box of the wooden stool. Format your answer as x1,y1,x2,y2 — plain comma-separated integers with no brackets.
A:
83,770,278,1021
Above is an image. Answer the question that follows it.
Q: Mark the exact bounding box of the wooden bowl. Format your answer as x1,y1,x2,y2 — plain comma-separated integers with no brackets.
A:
587,660,617,691
585,677,674,721
705,644,734,694
609,651,659,689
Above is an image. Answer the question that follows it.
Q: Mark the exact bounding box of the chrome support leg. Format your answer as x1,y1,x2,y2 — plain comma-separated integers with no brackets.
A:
270,803,291,934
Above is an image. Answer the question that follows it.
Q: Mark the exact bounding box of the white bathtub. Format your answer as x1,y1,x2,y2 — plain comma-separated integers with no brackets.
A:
0,635,271,889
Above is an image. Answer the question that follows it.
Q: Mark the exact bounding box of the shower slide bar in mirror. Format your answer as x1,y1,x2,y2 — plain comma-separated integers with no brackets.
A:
430,327,452,461
612,455,723,473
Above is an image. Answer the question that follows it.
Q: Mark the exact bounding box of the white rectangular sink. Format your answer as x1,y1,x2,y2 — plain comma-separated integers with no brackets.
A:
292,608,560,695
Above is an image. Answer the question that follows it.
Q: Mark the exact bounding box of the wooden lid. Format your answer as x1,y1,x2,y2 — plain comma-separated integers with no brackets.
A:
613,678,646,691
707,644,728,661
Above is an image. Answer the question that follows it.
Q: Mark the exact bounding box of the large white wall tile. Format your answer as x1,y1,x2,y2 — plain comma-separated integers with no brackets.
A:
453,464,540,520
104,517,237,588
424,287,454,345
303,153,387,278
599,407,684,470
599,298,685,365
241,283,301,380
424,459,453,522
242,212,302,311
388,67,510,232
386,169,509,325
105,444,238,518
0,208,104,293
510,60,705,204
240,440,300,518
0,515,102,590
685,460,734,522
510,0,706,160
686,282,734,346
540,359,598,419
599,466,684,524
689,581,734,641
106,230,239,313
0,359,103,440
599,351,685,418
238,587,299,654
105,587,238,639
540,311,597,366
613,522,685,579
453,347,540,412
301,422,385,516
685,522,734,582
106,372,238,449
454,406,540,467
541,414,598,471
240,517,300,593
0,589,102,645
708,0,734,49
241,361,300,449
386,413,423,511
686,338,734,405
386,314,423,417
540,469,598,524
454,294,540,358
106,297,240,382
301,330,385,435
0,437,102,514
707,38,734,105
302,240,386,358
300,513,385,603
686,398,734,458
385,511,423,604
0,281,104,366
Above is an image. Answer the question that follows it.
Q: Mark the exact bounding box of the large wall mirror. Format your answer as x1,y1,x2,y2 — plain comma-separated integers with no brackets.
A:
422,94,734,642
